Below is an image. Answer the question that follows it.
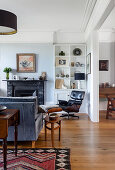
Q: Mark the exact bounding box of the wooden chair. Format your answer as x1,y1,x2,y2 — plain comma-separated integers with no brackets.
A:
106,95,115,119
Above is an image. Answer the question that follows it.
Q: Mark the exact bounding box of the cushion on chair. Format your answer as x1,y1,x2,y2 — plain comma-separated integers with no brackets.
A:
65,104,79,112
59,100,68,106
111,100,115,107
47,107,62,113
70,91,85,100
38,105,62,113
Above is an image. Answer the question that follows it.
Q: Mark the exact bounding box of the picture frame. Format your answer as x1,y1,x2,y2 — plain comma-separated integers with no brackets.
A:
86,53,91,74
99,60,109,71
56,57,69,67
17,53,36,72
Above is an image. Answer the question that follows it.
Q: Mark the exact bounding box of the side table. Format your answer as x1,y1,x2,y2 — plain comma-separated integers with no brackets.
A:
45,115,61,147
0,109,19,170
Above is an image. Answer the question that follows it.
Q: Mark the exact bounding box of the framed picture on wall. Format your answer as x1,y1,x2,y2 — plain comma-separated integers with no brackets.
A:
17,53,36,72
99,60,109,71
86,53,91,74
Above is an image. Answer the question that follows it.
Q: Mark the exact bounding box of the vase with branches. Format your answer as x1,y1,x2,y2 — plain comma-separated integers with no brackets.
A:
3,67,12,80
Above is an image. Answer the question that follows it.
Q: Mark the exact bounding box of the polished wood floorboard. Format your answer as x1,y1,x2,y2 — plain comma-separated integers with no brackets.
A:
1,112,115,170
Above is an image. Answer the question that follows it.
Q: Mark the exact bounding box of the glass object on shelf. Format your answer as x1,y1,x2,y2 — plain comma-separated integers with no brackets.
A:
75,62,85,67
62,84,67,89
75,62,81,67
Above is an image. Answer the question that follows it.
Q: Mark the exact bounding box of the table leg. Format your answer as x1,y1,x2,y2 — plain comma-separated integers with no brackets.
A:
51,123,54,147
59,121,61,141
3,138,7,170
32,141,36,148
14,120,18,157
68,112,69,120
45,121,47,141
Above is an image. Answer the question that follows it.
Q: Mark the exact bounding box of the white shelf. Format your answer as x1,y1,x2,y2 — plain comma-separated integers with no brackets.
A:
70,55,84,58
56,77,70,79
56,56,69,58
55,66,70,68
70,66,85,68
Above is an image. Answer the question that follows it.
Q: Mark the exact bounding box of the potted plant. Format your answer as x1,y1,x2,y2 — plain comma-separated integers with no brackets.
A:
3,67,12,80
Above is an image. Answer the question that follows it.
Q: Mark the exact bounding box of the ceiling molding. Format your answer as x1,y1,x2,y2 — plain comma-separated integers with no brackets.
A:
81,0,97,32
85,0,115,39
99,28,115,33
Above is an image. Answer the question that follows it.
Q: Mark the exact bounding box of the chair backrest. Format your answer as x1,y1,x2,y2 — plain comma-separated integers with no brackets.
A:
70,91,85,100
107,95,115,107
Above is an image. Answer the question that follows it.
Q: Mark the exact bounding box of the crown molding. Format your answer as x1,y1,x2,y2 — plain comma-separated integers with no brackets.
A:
99,28,115,33
85,0,115,40
81,0,97,32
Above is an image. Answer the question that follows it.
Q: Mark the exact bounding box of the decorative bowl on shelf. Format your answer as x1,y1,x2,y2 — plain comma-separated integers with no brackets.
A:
0,105,7,112
73,48,82,56
49,113,59,121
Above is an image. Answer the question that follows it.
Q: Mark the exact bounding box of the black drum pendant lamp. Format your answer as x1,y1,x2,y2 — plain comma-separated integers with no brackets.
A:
0,9,17,35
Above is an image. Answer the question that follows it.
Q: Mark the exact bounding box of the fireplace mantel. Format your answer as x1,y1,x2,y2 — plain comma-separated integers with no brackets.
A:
3,80,47,105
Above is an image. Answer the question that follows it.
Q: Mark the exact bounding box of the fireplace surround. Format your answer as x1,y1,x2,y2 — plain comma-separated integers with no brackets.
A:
3,80,46,105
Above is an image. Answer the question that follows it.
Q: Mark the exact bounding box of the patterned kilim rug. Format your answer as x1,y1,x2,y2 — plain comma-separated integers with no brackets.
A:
0,148,71,170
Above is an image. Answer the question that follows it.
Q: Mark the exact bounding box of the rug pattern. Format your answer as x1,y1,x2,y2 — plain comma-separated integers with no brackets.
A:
0,148,71,170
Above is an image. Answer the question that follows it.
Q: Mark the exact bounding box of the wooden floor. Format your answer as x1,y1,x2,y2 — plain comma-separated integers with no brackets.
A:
1,111,115,170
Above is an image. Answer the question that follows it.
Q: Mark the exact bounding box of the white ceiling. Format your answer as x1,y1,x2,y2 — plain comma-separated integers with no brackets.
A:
0,0,97,32
101,7,115,30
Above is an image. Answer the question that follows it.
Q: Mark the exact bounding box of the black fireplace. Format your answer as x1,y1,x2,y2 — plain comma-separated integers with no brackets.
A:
4,80,46,105
14,90,37,97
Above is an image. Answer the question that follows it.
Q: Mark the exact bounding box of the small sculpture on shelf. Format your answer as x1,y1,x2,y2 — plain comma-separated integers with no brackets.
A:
62,84,67,89
72,83,76,89
39,72,47,80
59,51,65,56
56,74,60,78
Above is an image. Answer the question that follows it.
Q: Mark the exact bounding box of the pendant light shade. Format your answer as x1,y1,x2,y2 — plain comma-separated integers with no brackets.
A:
0,10,17,35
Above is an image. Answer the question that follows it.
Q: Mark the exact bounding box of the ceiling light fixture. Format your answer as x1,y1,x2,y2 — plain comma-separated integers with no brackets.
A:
0,9,17,35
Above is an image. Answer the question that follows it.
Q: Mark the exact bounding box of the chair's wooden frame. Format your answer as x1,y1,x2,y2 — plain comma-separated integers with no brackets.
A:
106,95,115,119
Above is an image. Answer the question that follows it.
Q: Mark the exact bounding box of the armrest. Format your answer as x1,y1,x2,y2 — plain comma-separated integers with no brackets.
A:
59,100,68,106
67,100,82,106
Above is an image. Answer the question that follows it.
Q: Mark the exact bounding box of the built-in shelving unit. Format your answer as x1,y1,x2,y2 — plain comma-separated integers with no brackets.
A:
54,44,86,103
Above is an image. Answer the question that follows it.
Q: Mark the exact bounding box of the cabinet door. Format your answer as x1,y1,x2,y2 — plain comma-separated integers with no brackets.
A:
54,91,70,104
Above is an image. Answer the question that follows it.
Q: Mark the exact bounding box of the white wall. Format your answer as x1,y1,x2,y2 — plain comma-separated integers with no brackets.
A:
99,42,115,84
86,35,92,117
0,43,54,104
86,31,99,122
99,42,115,110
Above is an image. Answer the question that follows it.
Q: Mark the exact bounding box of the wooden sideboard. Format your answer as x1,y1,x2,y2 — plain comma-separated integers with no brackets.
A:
0,109,19,169
99,87,115,98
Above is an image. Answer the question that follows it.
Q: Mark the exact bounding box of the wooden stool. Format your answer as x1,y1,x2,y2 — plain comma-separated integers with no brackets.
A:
45,115,61,147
